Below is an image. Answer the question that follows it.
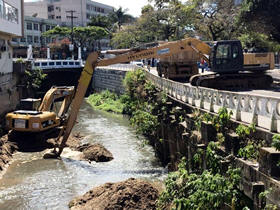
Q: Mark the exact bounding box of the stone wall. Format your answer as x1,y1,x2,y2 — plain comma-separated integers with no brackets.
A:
151,98,280,209
92,68,128,94
0,72,20,130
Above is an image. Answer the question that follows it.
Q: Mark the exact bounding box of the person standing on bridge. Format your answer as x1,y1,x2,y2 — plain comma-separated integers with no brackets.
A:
147,60,151,72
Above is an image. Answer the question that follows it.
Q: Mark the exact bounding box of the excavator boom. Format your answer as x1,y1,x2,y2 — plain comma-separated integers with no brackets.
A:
52,38,211,157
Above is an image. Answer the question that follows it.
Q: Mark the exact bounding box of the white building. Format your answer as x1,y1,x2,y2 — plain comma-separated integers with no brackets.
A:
12,16,59,57
0,0,24,73
24,0,114,27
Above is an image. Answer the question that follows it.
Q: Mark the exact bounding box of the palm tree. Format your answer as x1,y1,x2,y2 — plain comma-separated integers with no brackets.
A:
110,7,135,31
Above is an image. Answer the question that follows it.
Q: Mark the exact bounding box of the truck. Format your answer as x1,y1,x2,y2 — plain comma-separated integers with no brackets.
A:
157,41,275,81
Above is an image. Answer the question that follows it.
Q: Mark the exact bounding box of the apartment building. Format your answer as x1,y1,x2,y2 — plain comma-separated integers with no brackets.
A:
0,0,24,73
12,16,59,57
0,0,24,117
24,0,114,27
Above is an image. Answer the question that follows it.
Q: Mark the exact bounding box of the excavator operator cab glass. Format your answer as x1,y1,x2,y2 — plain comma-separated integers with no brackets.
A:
211,40,243,73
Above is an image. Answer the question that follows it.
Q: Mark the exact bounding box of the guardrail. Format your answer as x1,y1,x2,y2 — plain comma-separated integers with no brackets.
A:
97,64,139,71
32,59,84,70
145,71,280,133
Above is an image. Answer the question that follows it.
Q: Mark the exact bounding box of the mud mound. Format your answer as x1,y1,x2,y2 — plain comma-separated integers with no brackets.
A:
78,143,113,162
0,135,17,171
69,178,159,210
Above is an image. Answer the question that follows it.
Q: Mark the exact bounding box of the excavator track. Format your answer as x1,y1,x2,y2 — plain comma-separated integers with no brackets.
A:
190,73,273,90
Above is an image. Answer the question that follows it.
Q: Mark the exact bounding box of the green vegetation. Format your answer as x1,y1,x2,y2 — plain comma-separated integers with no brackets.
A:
272,134,280,151
157,157,242,210
24,67,47,91
87,90,124,114
235,124,261,161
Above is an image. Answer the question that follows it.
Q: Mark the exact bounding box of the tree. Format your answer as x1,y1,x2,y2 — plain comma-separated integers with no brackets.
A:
110,7,135,30
88,15,112,29
239,0,280,43
183,0,239,41
42,26,108,50
111,25,138,49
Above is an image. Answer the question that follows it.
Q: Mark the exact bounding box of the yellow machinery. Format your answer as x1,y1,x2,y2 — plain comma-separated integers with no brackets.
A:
6,86,74,132
5,38,275,157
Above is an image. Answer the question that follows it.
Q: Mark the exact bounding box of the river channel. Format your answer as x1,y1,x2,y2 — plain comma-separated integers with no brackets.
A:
0,100,166,210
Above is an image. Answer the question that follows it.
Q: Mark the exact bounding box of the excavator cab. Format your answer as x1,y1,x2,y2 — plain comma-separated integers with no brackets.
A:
210,40,244,73
6,86,74,132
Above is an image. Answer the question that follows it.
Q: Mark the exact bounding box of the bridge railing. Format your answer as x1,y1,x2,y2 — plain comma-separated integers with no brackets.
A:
145,70,280,133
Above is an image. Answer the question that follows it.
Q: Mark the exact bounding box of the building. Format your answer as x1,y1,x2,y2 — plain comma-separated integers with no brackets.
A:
24,0,114,27
0,0,24,118
12,16,59,58
0,0,24,73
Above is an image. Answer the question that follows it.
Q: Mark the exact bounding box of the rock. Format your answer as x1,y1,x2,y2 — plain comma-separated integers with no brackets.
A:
69,178,159,210
82,143,113,162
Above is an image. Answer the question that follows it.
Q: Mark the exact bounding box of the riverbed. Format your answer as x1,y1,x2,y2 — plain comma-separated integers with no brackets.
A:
0,100,166,210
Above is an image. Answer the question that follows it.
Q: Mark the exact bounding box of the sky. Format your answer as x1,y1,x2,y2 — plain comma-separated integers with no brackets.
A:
24,0,151,17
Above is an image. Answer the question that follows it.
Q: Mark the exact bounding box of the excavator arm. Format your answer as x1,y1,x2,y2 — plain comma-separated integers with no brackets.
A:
48,38,211,158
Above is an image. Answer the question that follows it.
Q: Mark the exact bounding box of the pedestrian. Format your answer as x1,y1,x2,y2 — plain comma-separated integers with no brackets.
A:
147,59,151,72
200,58,205,73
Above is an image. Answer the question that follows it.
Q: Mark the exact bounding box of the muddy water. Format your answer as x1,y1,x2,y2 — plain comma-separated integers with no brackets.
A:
0,101,166,210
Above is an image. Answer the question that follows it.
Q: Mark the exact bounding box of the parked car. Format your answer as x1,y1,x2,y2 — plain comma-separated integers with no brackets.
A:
130,60,144,67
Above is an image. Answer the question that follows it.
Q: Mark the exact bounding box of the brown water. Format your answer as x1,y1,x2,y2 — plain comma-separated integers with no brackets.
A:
0,101,166,210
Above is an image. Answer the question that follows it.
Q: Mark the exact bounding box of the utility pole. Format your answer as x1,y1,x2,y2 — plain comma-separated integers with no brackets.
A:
66,10,77,59
66,10,78,45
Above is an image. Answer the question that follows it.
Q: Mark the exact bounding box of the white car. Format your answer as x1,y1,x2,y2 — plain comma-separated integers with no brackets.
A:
130,60,144,67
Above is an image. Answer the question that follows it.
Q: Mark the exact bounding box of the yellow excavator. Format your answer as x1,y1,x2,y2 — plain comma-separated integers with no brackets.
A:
5,38,274,158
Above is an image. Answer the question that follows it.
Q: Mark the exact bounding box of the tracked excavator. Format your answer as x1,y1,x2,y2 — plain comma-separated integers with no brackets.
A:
5,38,274,158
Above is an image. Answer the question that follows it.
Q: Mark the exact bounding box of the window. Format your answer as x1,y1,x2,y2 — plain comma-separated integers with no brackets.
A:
63,62,68,65
45,25,50,31
3,2,18,23
101,8,104,13
42,62,48,66
12,38,18,42
27,36,33,43
216,44,231,59
232,45,239,59
56,16,61,19
69,62,74,65
34,63,40,67
56,62,62,65
33,23,39,31
86,4,90,10
48,15,54,19
49,62,55,66
20,37,26,43
48,5,54,12
46,37,50,43
34,36,39,43
27,22,32,30
86,13,91,19
0,0,3,18
75,62,80,65
55,7,61,12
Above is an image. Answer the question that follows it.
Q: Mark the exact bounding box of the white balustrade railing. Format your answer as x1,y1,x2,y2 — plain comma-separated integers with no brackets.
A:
145,70,280,133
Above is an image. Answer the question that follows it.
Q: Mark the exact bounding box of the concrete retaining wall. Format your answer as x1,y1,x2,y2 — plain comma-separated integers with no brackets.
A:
0,72,20,130
92,68,128,94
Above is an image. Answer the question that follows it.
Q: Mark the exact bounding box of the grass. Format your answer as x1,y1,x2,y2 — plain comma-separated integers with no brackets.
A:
87,90,124,114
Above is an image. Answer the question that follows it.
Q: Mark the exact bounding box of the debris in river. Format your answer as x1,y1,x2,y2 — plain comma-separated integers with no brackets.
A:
69,178,159,210
78,143,113,162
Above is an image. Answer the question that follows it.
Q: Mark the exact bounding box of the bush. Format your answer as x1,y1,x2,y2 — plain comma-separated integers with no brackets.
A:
157,158,242,210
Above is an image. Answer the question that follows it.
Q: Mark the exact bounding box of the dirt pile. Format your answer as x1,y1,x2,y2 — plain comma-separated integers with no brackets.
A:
0,135,17,171
69,178,159,210
78,143,113,162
